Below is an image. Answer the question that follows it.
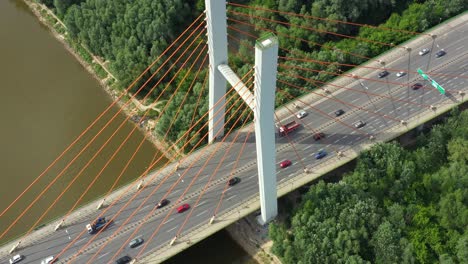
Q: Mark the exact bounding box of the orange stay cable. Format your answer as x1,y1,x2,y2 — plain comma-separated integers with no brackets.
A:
281,55,468,81
277,81,371,138
56,81,240,263
86,77,254,263
0,24,208,240
273,112,307,169
228,18,373,62
278,67,441,106
59,49,209,228
212,124,254,216
58,71,253,263
277,77,403,123
228,9,399,48
129,79,256,262
227,2,428,36
174,84,255,237
0,13,206,219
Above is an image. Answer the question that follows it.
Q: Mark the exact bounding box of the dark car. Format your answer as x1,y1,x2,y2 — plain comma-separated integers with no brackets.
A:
378,70,389,78
115,256,132,264
411,83,423,90
315,149,327,159
313,132,325,141
156,199,169,209
280,160,292,168
435,50,446,58
334,109,345,117
129,237,144,248
177,204,190,213
228,177,241,186
354,120,366,128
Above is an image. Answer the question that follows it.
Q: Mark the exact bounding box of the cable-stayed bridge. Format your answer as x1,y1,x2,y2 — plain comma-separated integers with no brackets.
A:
0,3,467,264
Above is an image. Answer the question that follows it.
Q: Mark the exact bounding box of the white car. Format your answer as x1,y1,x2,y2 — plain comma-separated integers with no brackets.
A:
396,71,406,77
41,256,56,264
296,110,307,119
9,255,23,264
419,48,430,56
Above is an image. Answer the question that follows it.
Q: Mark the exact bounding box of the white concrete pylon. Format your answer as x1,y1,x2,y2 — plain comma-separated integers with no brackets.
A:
205,0,228,143
254,34,279,225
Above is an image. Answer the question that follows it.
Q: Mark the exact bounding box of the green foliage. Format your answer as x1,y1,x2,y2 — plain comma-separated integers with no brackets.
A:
270,110,468,263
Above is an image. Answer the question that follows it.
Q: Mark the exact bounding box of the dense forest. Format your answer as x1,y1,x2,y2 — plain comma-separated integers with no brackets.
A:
269,109,468,263
37,0,467,152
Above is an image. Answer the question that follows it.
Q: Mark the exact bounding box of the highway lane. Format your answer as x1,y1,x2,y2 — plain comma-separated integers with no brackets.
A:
1,17,466,264
71,49,467,263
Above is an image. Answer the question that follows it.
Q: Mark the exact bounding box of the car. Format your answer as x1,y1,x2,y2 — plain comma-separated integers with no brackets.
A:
156,199,169,209
115,256,132,264
378,70,389,78
177,204,190,213
396,71,406,77
313,132,325,141
334,109,345,117
315,149,327,159
279,160,292,168
129,237,144,248
411,83,423,90
41,256,56,264
228,177,241,186
354,120,366,128
435,50,446,58
296,110,308,119
419,48,430,56
9,255,23,264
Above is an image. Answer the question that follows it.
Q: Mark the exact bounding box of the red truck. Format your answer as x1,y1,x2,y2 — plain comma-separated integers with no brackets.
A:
278,121,300,137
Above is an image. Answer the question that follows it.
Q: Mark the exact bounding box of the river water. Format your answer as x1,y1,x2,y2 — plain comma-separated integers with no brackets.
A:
0,0,252,263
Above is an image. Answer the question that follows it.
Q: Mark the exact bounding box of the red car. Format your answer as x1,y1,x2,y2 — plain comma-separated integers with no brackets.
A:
177,204,190,213
313,132,325,141
279,160,292,168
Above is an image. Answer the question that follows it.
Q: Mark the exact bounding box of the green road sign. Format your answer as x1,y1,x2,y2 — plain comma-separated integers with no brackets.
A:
417,68,445,95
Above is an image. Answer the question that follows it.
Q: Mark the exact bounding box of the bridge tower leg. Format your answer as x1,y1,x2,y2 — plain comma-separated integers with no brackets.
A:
205,0,228,143
254,35,279,224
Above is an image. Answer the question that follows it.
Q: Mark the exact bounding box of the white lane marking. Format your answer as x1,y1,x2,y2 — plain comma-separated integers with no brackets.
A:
164,217,174,224
304,145,313,150
351,98,360,103
455,46,463,51
228,194,237,201
74,237,86,245
248,175,255,180
196,210,208,217
333,139,340,143
166,226,178,233
197,201,207,207
371,128,377,132
172,189,181,195
227,161,235,166
198,175,208,181
342,135,348,140
142,205,150,210
379,124,385,128
288,173,295,177
309,152,316,157
97,252,110,259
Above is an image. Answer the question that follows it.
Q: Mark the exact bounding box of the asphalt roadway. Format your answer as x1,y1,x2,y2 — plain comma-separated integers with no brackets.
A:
1,15,467,264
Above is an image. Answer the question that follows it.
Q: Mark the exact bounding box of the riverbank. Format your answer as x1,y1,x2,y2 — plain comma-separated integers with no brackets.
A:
21,0,177,160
